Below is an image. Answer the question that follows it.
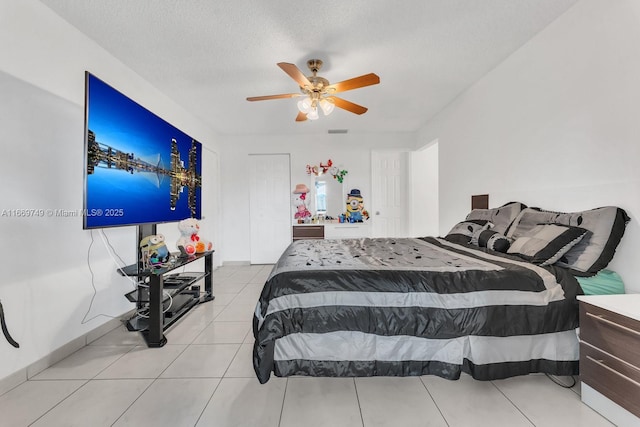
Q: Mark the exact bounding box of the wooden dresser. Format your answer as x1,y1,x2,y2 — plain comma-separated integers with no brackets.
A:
578,295,640,426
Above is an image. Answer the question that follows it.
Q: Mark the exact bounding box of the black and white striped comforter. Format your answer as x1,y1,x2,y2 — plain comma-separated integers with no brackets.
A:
253,237,581,384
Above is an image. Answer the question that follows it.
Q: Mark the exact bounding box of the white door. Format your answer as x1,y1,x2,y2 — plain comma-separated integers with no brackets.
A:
371,150,409,237
249,154,291,264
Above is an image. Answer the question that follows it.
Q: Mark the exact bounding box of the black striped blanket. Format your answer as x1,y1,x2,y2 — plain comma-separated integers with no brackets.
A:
253,237,581,384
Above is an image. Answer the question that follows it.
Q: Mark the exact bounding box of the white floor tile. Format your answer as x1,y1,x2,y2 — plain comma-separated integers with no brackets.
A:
493,375,614,427
164,314,214,345
214,281,248,294
356,376,447,427
243,330,255,344
160,344,240,378
280,377,363,427
215,303,256,322
210,293,236,306
192,321,251,344
113,378,219,427
232,283,264,304
95,344,187,379
0,379,86,426
30,379,152,427
196,377,286,427
180,301,222,324
31,345,135,380
225,343,256,378
421,374,533,427
89,324,147,346
248,272,271,284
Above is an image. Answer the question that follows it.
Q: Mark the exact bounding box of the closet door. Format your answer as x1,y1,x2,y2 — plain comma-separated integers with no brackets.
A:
249,154,291,264
371,150,409,238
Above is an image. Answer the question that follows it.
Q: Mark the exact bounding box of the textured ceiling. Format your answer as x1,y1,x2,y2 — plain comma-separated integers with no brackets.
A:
39,0,578,136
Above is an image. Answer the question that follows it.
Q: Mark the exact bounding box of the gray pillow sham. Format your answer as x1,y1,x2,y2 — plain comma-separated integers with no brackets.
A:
507,223,588,266
465,202,527,235
507,206,629,274
444,220,492,245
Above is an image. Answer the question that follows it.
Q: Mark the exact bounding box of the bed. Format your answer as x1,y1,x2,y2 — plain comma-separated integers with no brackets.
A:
252,203,629,384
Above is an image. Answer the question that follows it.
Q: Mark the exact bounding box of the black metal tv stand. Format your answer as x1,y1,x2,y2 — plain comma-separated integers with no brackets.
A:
118,225,214,347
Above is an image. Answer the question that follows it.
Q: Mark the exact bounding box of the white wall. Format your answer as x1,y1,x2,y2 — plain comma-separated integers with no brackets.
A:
219,132,415,262
411,141,439,237
0,0,220,381
418,0,640,293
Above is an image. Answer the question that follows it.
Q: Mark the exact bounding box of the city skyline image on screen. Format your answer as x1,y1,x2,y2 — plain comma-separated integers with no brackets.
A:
83,72,202,229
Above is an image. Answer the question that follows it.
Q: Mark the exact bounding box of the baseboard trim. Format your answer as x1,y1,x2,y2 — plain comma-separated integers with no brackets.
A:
222,260,251,266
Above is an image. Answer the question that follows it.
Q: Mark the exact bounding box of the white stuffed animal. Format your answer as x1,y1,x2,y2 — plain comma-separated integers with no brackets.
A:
176,218,213,255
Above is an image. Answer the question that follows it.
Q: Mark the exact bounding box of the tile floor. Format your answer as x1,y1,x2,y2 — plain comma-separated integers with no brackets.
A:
0,264,614,427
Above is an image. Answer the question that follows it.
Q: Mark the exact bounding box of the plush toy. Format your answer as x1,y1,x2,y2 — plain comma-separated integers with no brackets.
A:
345,189,369,222
139,234,170,267
292,183,312,220
176,218,213,255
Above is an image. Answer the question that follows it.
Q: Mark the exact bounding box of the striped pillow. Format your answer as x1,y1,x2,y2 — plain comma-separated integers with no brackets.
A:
507,224,588,266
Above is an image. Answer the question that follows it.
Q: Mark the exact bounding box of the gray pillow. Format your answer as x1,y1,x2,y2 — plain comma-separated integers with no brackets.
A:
444,220,492,245
465,202,527,235
507,207,629,274
507,224,588,266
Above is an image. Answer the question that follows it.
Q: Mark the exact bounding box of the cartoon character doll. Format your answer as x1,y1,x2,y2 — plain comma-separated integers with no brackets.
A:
292,184,312,220
345,189,369,222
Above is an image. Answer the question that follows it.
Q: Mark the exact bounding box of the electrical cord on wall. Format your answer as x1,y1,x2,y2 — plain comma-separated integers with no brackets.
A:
99,229,138,289
82,229,175,326
99,229,174,321
81,230,105,324
0,299,20,348
81,230,129,324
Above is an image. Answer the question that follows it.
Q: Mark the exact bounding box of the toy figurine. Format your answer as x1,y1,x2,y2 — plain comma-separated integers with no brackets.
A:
177,218,213,255
139,234,170,267
345,189,369,222
292,183,312,220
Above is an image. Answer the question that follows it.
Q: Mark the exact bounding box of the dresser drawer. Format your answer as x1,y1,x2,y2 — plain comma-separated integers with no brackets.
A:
580,342,640,418
580,302,640,365
292,225,324,240
324,224,370,239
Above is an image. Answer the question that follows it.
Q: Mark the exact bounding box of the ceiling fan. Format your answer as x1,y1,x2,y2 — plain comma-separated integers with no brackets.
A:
246,59,380,122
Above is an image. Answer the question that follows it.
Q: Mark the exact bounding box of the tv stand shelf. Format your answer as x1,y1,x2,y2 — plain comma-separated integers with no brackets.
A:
119,251,214,347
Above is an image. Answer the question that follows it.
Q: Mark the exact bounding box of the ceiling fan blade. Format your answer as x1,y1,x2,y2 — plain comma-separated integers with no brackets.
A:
295,111,308,122
277,62,312,88
246,93,301,101
330,96,368,115
326,73,380,94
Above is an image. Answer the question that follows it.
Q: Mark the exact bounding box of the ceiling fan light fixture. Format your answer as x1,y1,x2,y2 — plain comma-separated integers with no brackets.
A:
248,59,380,122
297,97,312,113
319,98,335,115
307,107,319,120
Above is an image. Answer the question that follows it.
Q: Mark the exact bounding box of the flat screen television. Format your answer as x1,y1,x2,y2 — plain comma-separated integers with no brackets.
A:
83,72,202,229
